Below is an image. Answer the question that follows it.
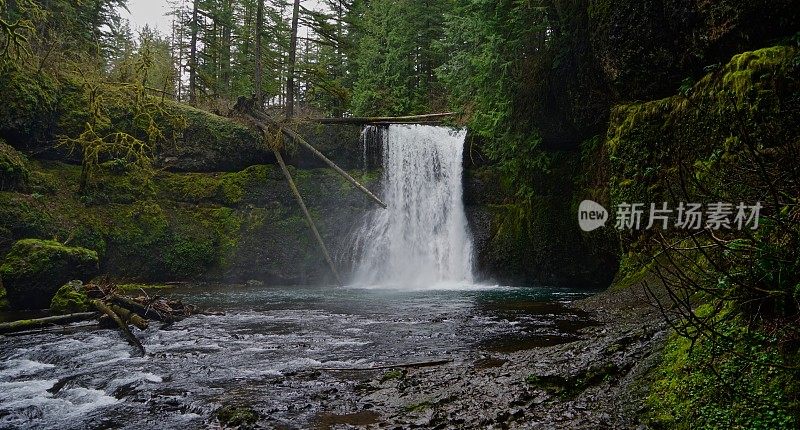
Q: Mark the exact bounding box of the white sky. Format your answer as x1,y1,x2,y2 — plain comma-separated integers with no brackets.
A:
120,1,173,36
120,0,326,38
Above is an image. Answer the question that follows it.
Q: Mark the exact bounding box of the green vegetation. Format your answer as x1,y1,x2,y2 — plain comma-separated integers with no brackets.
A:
380,369,405,382
0,239,98,309
608,44,800,428
0,280,7,310
404,400,433,413
647,310,799,429
215,404,259,428
0,140,29,191
526,363,618,400
116,283,172,292
50,280,90,314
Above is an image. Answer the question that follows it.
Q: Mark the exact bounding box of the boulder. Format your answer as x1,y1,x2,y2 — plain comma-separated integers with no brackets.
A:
0,239,99,309
0,140,29,191
49,280,90,314
0,277,7,310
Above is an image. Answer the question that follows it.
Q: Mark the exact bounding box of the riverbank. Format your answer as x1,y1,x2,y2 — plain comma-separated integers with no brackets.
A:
333,281,667,429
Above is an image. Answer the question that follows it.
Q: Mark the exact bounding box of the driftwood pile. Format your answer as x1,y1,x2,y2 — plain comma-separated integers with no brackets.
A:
0,283,215,356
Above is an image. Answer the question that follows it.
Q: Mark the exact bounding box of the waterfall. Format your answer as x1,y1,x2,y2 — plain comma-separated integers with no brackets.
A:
349,124,474,288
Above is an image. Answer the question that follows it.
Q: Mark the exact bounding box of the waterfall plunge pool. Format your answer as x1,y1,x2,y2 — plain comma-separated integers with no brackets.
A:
0,283,598,429
0,125,601,427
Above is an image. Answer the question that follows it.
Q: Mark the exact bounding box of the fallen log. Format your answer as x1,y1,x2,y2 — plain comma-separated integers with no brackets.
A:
310,112,456,125
110,294,173,323
317,359,453,371
245,108,387,209
273,147,342,286
0,312,98,335
92,299,145,356
108,303,149,330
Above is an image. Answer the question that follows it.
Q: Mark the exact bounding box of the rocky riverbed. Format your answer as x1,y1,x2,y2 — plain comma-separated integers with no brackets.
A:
315,283,667,429
0,282,668,429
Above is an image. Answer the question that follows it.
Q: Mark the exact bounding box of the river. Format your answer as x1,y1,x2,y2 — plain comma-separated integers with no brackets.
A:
0,284,595,428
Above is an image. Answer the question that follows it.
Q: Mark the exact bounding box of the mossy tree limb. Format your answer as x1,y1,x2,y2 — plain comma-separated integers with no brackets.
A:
237,104,386,209
0,312,97,334
273,147,342,286
92,299,145,356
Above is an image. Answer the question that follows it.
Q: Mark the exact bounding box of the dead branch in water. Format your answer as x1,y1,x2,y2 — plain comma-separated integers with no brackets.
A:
317,359,453,371
92,299,146,356
0,312,98,334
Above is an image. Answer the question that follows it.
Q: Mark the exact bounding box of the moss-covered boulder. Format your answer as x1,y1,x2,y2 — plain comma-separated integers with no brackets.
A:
0,278,8,310
0,140,30,191
589,0,800,101
0,239,99,309
50,280,90,314
0,65,57,148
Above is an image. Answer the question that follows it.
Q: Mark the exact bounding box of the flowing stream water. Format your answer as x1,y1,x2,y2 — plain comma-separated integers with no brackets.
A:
0,125,596,429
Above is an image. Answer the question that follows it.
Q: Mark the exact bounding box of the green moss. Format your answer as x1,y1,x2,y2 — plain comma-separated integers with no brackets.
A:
0,64,57,144
607,44,799,212
0,239,99,309
380,369,406,382
84,161,156,204
109,201,169,258
0,140,30,191
163,206,242,277
157,165,274,206
215,405,258,428
404,401,432,413
0,192,55,243
116,283,172,291
0,281,7,310
526,363,618,399
50,280,90,314
646,319,799,429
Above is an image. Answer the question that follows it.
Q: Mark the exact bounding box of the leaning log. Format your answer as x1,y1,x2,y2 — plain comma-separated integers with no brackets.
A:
273,147,343,286
310,112,456,125
110,294,173,323
92,300,145,356
108,303,149,330
0,312,97,334
246,109,387,209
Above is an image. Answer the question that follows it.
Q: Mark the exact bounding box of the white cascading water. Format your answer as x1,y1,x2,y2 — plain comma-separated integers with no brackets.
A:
349,124,474,288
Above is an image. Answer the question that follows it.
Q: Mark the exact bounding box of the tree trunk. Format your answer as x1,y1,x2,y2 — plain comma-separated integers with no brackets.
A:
0,312,97,334
92,300,145,356
247,109,386,208
221,23,231,97
273,147,342,286
254,0,264,105
188,0,199,104
286,0,300,118
310,112,456,125
108,303,149,330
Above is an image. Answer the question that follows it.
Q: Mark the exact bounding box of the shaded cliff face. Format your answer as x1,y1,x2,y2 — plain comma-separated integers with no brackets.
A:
463,147,618,289
523,0,800,149
0,123,380,286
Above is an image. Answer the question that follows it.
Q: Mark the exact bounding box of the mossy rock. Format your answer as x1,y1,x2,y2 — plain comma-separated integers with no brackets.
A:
0,141,30,191
215,404,259,428
0,239,99,309
50,280,90,314
0,64,57,146
0,277,7,310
